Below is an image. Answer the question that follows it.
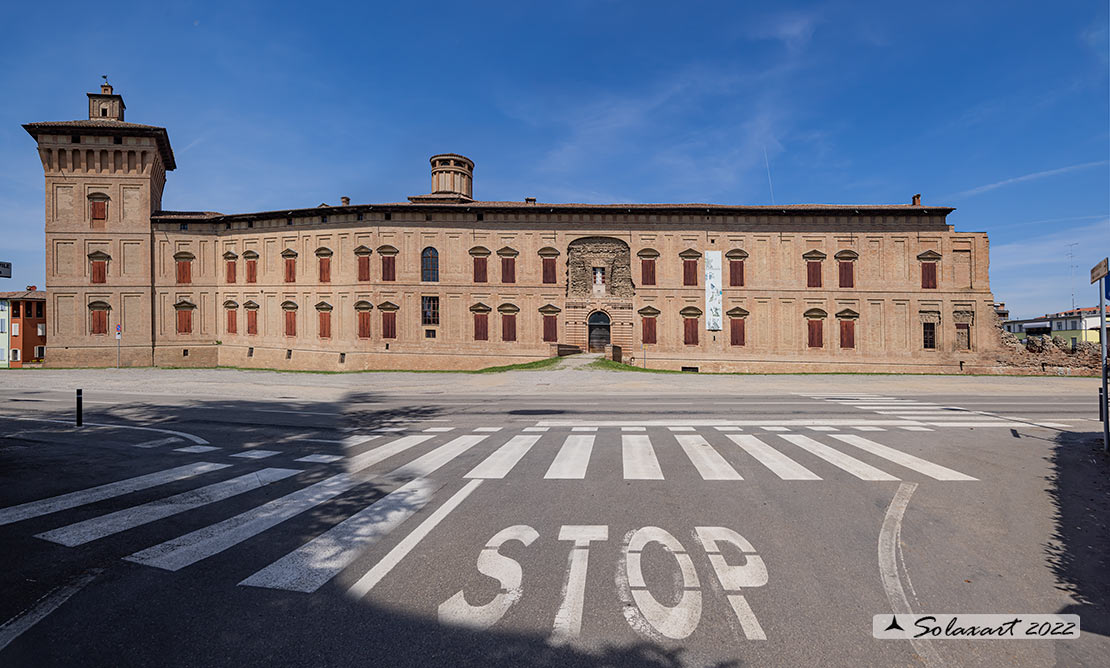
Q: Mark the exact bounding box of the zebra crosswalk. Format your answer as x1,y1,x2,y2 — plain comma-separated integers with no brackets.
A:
0,425,977,596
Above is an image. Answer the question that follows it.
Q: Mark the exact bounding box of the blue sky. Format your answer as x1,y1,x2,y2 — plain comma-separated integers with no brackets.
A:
1,1,1106,318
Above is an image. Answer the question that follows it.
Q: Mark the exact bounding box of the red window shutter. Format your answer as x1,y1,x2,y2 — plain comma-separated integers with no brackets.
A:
729,260,744,287
382,312,397,339
176,260,190,284
542,315,557,342
502,257,516,283
474,313,488,341
226,310,237,334
90,200,107,221
542,258,556,284
246,259,257,283
91,310,107,335
642,259,656,286
683,259,697,286
839,261,853,288
382,256,396,282
808,319,823,348
319,311,331,338
226,260,236,283
474,257,488,283
284,258,296,283
358,311,372,338
284,310,296,337
730,318,745,346
642,317,656,344
502,314,517,342
91,260,107,284
684,318,698,345
840,320,855,349
922,262,937,289
177,309,192,335
807,261,821,288
357,256,371,282
247,310,258,335
319,257,331,283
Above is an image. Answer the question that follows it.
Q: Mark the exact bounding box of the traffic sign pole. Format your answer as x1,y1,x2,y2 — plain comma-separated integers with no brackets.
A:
116,324,121,368
1102,277,1108,452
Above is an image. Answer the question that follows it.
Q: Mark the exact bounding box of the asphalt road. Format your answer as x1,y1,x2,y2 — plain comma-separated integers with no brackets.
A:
0,371,1107,667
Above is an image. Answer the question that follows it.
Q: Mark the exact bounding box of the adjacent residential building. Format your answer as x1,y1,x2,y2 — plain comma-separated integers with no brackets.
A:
1003,306,1107,348
23,84,1000,372
0,299,8,368
0,289,47,367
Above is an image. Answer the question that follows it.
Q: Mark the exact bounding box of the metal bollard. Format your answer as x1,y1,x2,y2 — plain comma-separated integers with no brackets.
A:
76,389,83,427
1101,387,1105,422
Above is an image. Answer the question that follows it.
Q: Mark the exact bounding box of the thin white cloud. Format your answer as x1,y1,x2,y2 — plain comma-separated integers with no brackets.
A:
751,10,822,51
951,160,1109,199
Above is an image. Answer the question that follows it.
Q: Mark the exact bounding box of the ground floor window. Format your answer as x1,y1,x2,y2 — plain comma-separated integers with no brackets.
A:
839,320,855,349
246,310,258,335
955,322,971,350
474,313,488,341
177,309,193,335
226,309,237,334
11,349,20,361
421,296,439,326
807,319,823,348
284,310,296,337
543,315,557,342
730,318,745,346
684,317,699,345
642,317,657,344
34,346,44,359
923,322,937,350
382,311,397,339
358,311,372,339
502,314,516,342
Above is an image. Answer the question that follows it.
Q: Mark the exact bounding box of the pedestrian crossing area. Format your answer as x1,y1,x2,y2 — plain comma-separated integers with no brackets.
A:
0,426,977,595
800,393,1071,428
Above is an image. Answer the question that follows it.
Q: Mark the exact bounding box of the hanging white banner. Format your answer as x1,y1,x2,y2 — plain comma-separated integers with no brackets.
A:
705,250,722,331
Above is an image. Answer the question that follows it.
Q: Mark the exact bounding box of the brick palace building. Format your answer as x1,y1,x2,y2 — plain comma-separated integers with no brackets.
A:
23,85,999,372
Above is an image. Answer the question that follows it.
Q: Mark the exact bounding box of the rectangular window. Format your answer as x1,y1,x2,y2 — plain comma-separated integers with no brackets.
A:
318,311,331,338
923,322,936,349
11,349,19,362
12,302,19,317
246,259,258,283
807,319,823,348
956,322,971,351
284,310,296,337
838,261,854,288
284,258,296,283
226,310,237,334
421,296,439,326
683,317,699,345
382,311,397,339
358,311,372,338
318,257,331,283
730,318,745,346
501,257,516,284
543,315,557,342
473,257,487,283
502,314,517,342
246,310,258,335
90,200,107,221
807,261,822,288
37,323,45,337
226,260,236,283
382,255,396,281
91,260,107,284
474,313,488,341
357,256,371,282
36,302,43,318
176,260,191,284
840,320,855,349
176,309,192,335
683,259,697,286
92,310,108,335
11,323,18,337
34,346,44,359
642,317,657,344
729,260,744,287
542,258,556,284
641,259,656,286
921,262,937,289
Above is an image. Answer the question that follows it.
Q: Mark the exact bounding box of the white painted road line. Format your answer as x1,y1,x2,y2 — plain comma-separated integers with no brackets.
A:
474,427,502,433
807,426,838,432
522,427,548,433
763,427,790,432
348,479,483,598
727,435,820,480
675,435,743,480
545,435,595,479
37,468,301,546
175,445,220,454
388,435,488,480
855,426,886,432
295,454,345,464
0,462,230,526
3,416,209,444
668,426,696,432
231,450,280,459
779,434,898,481
571,426,597,432
622,435,664,480
131,437,184,449
466,435,542,479
621,426,646,432
829,435,977,481
0,568,103,653
900,427,934,432
124,435,433,571
239,477,442,592
423,427,454,433
538,419,928,427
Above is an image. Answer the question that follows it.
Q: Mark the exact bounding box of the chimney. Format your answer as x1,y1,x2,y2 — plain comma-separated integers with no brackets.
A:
525,197,537,205
341,196,350,206
26,285,37,291
912,193,921,206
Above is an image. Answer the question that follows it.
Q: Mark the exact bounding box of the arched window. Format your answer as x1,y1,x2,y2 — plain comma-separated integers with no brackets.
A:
281,249,298,283
679,249,701,286
726,306,748,346
498,303,520,342
803,250,826,288
316,247,333,283
173,251,194,284
223,250,238,283
834,250,858,288
88,251,110,284
836,309,858,349
421,247,439,282
242,250,259,283
804,308,827,348
88,301,111,335
680,306,702,345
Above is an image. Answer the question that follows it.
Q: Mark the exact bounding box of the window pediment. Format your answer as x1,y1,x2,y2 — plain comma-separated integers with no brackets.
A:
172,251,195,261
638,305,661,317
470,302,492,313
223,300,239,309
497,303,520,314
315,301,333,311
242,250,259,260
804,308,827,319
537,247,560,258
354,300,374,311
496,246,519,258
917,250,942,261
87,250,111,261
315,247,333,258
469,246,491,257
802,249,827,260
377,245,399,256
87,300,112,311
280,248,298,259
243,300,259,310
174,300,196,310
679,306,703,317
725,249,748,260
538,304,561,315
679,248,701,259
835,308,859,319
637,248,660,259
726,306,749,317
222,250,238,260
353,245,373,257
378,301,399,312
280,300,298,311
834,250,858,260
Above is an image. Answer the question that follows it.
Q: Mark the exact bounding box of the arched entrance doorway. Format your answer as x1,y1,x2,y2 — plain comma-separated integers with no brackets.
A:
587,311,611,352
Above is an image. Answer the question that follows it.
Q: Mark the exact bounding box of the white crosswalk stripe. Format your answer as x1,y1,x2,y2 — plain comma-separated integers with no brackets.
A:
828,434,977,481
675,435,743,480
778,434,898,481
37,468,300,547
727,435,820,480
131,437,184,449
466,435,542,479
545,435,595,479
622,435,664,480
0,462,230,526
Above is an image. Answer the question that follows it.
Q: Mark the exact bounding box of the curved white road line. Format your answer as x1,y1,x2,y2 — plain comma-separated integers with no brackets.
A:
5,416,209,444
879,482,943,667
